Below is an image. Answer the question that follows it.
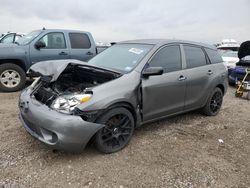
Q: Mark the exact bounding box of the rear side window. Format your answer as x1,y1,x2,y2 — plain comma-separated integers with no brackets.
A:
184,45,207,68
149,45,182,73
69,33,91,49
205,48,223,64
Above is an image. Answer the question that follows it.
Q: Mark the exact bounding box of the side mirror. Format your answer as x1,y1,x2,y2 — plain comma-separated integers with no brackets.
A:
35,41,46,50
142,67,164,77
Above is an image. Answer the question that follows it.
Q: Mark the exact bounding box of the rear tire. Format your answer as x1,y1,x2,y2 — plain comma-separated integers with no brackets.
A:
94,107,135,154
202,87,223,116
0,63,26,92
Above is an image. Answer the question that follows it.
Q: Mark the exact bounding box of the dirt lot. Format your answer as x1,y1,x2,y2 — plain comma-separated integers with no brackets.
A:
0,87,250,188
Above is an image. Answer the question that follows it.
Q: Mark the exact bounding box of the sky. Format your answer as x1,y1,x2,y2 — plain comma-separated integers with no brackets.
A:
0,0,249,44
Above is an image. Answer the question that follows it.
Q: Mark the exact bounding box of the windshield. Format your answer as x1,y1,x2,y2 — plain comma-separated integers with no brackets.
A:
221,51,238,58
88,44,153,73
16,31,41,45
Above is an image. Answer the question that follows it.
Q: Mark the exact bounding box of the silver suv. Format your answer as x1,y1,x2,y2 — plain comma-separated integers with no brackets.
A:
19,39,228,153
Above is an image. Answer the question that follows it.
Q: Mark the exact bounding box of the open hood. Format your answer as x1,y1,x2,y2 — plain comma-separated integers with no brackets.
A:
28,59,88,82
238,41,250,59
28,59,121,82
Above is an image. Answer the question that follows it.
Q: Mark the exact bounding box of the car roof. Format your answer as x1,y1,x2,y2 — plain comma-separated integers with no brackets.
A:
32,29,91,33
119,39,216,50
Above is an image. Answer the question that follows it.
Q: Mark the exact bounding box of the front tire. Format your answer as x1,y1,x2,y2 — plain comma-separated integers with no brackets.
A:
0,63,26,92
202,87,223,116
94,107,135,154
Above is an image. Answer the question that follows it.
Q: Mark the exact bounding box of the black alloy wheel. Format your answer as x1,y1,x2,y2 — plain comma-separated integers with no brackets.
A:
94,107,134,153
202,87,223,116
210,91,223,113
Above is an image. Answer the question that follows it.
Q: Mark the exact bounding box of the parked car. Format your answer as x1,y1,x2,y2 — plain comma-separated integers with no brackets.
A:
220,50,239,69
0,29,100,92
228,41,250,85
228,55,250,85
0,32,25,44
216,39,240,51
19,39,228,153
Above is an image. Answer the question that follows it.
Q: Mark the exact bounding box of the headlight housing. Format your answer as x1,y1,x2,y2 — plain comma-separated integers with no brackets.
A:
51,94,92,114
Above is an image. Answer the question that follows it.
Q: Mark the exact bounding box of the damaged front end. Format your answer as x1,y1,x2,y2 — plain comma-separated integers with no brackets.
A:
28,60,121,116
19,60,122,152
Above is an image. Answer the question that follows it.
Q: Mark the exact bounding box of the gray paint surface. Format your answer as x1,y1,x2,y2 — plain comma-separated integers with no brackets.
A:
19,39,228,152
0,29,97,71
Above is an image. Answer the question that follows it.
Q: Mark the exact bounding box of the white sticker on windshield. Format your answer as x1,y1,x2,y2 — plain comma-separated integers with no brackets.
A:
132,60,137,64
129,48,144,55
125,66,132,71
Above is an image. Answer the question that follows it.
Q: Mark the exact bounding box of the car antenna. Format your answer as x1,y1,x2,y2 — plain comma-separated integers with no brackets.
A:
42,27,46,30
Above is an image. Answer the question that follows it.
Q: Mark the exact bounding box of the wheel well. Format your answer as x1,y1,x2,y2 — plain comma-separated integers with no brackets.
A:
216,84,225,95
88,102,138,146
107,102,137,124
0,59,27,72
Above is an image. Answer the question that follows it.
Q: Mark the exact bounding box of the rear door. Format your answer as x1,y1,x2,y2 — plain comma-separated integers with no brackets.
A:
142,44,186,121
29,32,70,64
182,45,215,110
68,33,95,61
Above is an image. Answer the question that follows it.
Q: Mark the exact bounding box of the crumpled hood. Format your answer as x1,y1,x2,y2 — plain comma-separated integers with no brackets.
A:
28,59,89,82
28,59,119,82
238,41,250,59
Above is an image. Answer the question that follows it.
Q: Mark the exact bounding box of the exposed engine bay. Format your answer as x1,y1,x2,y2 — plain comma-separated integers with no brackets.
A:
32,64,121,114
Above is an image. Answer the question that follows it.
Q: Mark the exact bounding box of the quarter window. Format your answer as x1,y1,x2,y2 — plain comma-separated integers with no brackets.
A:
69,33,91,49
149,45,182,73
184,45,207,68
205,48,223,64
38,32,66,49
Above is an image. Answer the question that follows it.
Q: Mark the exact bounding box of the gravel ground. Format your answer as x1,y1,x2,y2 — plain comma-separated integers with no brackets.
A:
0,87,250,188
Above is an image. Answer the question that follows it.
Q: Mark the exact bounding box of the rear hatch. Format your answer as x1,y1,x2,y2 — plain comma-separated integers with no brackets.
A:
237,41,250,67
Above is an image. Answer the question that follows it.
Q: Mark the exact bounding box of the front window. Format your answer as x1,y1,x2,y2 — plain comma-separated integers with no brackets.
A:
16,31,41,45
14,35,22,42
38,32,66,49
88,44,153,73
0,33,15,44
149,45,182,73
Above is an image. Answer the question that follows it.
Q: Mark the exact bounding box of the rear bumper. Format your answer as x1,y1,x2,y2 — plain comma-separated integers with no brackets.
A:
19,88,104,153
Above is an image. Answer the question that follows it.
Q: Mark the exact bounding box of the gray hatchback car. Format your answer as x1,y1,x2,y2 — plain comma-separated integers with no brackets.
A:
19,39,228,153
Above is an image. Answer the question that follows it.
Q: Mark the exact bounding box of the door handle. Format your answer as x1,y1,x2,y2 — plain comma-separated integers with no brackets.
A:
59,51,68,55
86,51,94,55
178,75,187,81
208,70,213,75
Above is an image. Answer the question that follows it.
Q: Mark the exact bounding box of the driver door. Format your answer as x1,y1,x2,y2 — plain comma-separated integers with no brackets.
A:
142,45,186,121
29,32,70,64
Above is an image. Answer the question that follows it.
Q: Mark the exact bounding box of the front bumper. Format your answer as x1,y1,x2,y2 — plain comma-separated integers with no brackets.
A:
19,88,104,153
